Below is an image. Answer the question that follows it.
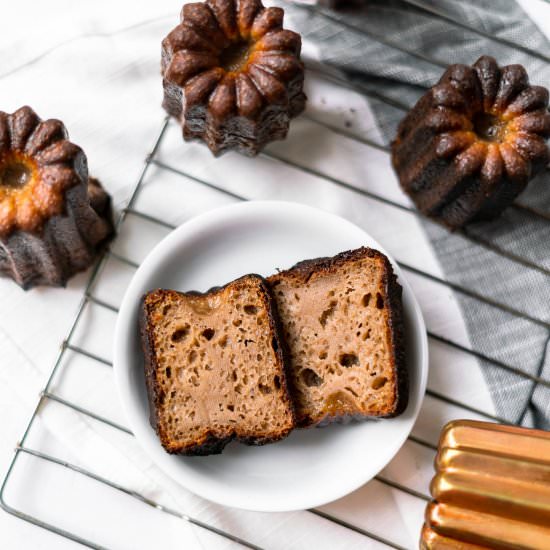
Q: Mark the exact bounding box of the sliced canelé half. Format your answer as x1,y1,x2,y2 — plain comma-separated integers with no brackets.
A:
140,275,295,455
268,247,407,428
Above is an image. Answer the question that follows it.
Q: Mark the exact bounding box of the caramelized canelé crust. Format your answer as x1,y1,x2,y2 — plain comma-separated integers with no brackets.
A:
0,106,114,289
162,0,306,156
391,56,550,230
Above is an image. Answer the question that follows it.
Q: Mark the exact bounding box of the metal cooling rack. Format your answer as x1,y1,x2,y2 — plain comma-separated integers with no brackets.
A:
2,1,550,548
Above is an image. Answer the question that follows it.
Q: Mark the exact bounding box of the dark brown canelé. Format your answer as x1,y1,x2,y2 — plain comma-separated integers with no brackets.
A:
161,0,306,157
391,56,550,230
0,106,114,289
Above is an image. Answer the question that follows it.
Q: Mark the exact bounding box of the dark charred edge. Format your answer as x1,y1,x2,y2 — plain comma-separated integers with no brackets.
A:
85,176,116,261
139,274,296,456
268,246,408,428
88,177,116,235
269,246,391,282
253,276,298,436
139,293,164,438
164,431,234,456
380,252,408,417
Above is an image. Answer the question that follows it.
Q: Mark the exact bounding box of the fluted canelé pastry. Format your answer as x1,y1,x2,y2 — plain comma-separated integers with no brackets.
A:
161,0,306,156
0,106,114,289
421,420,550,550
392,56,550,230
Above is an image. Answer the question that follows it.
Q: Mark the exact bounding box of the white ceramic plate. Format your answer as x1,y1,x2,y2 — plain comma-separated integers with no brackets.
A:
114,201,428,512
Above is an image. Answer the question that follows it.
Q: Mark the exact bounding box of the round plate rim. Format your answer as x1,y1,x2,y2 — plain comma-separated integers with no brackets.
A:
113,200,429,512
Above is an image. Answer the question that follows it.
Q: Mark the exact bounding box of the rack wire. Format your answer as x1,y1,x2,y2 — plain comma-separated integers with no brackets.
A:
2,1,550,548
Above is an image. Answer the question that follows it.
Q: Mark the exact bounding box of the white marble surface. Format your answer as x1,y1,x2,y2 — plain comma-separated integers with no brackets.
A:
0,1,548,548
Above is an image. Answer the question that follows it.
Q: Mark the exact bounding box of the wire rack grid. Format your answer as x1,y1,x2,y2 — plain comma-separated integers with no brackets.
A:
2,1,550,548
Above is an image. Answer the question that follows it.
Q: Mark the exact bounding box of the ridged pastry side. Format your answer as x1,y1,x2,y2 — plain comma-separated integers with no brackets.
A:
0,106,114,289
161,0,306,156
392,56,550,230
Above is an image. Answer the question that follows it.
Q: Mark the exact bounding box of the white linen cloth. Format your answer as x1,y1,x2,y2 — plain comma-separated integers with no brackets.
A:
0,1,548,548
